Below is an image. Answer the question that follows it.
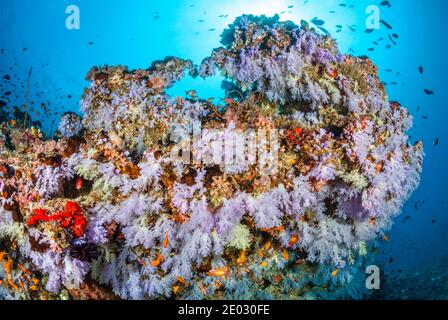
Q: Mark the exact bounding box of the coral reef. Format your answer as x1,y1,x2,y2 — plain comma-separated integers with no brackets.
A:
0,15,422,300
57,112,83,139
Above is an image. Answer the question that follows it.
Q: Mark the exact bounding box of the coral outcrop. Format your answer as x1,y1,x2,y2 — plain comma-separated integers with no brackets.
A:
0,15,422,300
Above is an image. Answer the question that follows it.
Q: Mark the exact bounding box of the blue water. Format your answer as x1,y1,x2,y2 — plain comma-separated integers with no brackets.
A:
1,0,447,298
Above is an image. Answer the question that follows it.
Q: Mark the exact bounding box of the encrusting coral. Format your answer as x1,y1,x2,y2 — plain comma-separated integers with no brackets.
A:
0,15,422,300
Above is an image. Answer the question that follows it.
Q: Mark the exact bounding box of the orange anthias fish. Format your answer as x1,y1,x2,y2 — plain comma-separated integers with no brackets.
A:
264,241,271,251
282,249,289,261
331,269,340,277
260,225,285,237
3,258,12,274
289,234,299,247
237,251,246,265
172,285,181,295
207,266,230,277
176,276,189,286
163,232,169,248
75,177,83,190
150,254,163,267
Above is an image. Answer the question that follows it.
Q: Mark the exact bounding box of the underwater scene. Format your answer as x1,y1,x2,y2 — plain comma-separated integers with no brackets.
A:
0,0,447,301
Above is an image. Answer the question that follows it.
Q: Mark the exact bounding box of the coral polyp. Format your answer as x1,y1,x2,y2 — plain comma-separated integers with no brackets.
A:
0,15,422,300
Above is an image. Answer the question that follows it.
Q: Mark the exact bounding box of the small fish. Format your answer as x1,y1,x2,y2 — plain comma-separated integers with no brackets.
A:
365,28,374,34
264,241,271,250
31,127,39,138
418,66,424,74
311,17,325,26
424,89,434,95
331,269,340,277
380,1,391,8
431,219,436,224
198,19,204,22
207,266,229,277
150,254,163,267
434,138,439,146
318,26,330,35
75,176,83,190
388,34,397,45
163,232,169,248
186,90,197,98
172,285,180,295
176,276,189,286
380,20,393,29
289,234,299,247
282,249,289,260
288,5,294,8
208,28,216,31
402,215,411,223
4,258,12,274
261,261,268,268
347,25,356,32
150,257,160,267
3,75,10,80
237,251,246,265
